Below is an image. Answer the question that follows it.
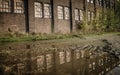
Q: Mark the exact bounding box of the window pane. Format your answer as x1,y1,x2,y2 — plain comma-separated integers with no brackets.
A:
88,11,91,21
58,6,64,19
34,2,42,18
14,0,24,13
44,4,51,18
64,7,70,20
91,0,94,3
75,9,79,20
0,0,11,12
91,12,94,20
80,10,83,21
87,0,90,2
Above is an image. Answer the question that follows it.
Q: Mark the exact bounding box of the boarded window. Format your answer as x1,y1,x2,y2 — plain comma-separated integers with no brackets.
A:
58,6,64,19
14,0,24,13
34,2,42,18
44,4,51,18
75,9,79,20
64,7,70,20
0,0,11,12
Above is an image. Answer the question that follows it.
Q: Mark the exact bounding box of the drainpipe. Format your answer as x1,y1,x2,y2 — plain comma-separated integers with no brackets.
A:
69,0,73,33
24,0,29,33
51,0,54,33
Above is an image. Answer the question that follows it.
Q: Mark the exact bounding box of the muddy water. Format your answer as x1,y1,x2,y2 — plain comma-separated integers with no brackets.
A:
0,42,119,75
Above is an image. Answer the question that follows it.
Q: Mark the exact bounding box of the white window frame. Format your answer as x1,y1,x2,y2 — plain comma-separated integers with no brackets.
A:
44,3,51,18
57,6,64,19
34,2,43,18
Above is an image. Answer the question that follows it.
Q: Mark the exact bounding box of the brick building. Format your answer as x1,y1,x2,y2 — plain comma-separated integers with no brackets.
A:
0,0,116,34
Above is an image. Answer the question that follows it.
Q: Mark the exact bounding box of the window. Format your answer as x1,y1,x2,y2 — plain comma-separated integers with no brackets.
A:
37,56,45,72
75,9,79,20
59,52,65,64
99,0,102,6
66,50,71,62
87,0,90,2
34,2,42,18
91,0,94,3
96,0,99,5
64,7,70,20
76,50,80,59
91,12,94,20
80,10,83,20
46,54,53,70
0,0,11,12
88,11,91,21
58,6,64,19
44,4,51,18
14,0,24,13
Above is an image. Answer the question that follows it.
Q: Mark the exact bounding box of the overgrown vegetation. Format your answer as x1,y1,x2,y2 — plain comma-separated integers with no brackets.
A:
77,1,120,34
0,32,85,42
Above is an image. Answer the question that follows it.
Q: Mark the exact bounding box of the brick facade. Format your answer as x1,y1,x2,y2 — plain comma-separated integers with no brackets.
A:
0,0,116,34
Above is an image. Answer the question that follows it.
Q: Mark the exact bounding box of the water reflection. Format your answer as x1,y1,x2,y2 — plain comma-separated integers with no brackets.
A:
0,44,120,75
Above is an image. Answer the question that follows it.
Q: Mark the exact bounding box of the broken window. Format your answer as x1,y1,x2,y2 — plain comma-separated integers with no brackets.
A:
37,55,45,72
57,6,64,19
46,54,53,71
66,50,71,62
34,2,43,18
76,50,80,59
88,11,91,21
75,9,79,21
59,52,65,64
91,12,94,20
91,0,94,3
0,0,11,12
44,3,51,18
87,0,90,2
14,0,24,13
79,10,83,21
64,7,70,20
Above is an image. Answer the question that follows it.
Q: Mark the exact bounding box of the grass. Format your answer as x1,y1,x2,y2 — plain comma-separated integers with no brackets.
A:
0,32,120,43
0,32,85,43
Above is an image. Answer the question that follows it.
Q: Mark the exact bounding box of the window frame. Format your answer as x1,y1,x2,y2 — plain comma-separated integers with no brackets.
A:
64,6,70,20
0,0,11,13
74,8,79,21
44,3,51,19
87,11,91,21
57,5,64,20
34,2,43,18
79,9,84,21
14,0,24,13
